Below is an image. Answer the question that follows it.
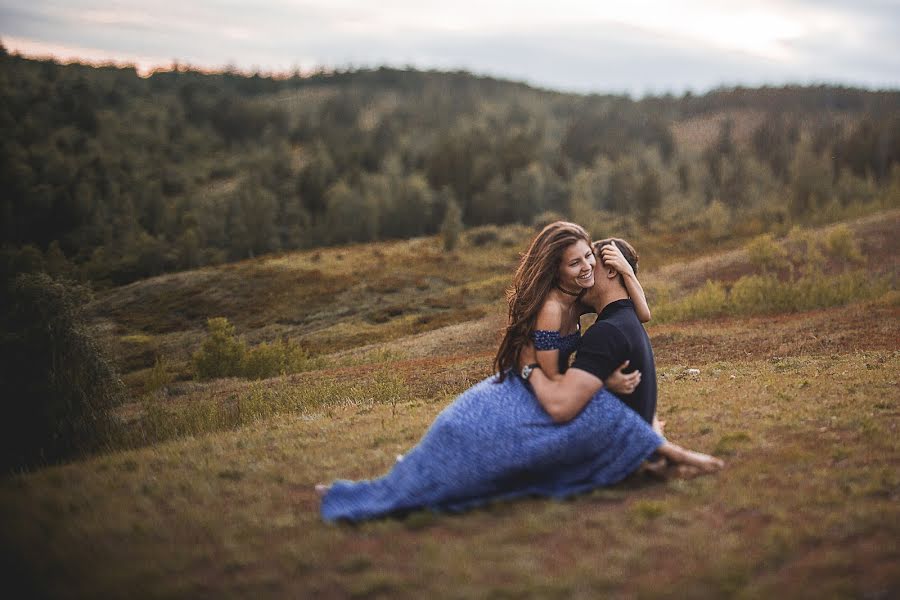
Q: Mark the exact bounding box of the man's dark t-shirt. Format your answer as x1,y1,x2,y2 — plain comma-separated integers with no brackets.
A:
571,299,656,424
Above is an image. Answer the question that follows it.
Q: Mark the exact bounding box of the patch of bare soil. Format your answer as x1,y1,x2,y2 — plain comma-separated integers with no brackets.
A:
651,302,899,366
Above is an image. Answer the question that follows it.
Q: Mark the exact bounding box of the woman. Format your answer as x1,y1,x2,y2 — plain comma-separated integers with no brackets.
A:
317,222,721,522
495,222,650,384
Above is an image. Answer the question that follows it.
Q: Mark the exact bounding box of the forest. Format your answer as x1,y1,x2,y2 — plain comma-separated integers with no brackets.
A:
1,43,898,287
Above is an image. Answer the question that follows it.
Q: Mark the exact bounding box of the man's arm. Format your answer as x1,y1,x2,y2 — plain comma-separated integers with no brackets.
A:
525,321,632,422
527,367,604,423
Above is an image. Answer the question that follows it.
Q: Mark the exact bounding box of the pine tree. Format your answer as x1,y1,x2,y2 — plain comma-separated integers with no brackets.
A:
440,197,463,251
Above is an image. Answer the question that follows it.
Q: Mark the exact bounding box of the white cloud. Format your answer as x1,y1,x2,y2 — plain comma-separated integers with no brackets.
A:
1,0,897,93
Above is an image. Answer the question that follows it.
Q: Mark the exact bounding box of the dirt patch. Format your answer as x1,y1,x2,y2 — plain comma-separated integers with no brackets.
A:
651,302,899,366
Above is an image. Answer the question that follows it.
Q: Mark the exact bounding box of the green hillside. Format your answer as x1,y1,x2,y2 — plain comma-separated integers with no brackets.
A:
2,47,898,286
1,209,897,598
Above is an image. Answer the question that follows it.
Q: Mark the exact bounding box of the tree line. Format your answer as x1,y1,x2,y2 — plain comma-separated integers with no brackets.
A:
1,44,898,287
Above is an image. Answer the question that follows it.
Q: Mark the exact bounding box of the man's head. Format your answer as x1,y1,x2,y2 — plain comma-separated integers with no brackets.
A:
583,238,640,308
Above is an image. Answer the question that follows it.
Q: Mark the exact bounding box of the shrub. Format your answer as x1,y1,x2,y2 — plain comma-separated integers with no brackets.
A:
0,274,123,472
193,317,246,380
466,225,501,247
145,355,174,396
440,197,463,251
654,270,888,323
729,274,790,314
706,200,732,240
787,226,825,274
653,280,727,322
242,338,320,380
532,211,566,230
746,233,788,273
822,224,864,264
193,318,322,380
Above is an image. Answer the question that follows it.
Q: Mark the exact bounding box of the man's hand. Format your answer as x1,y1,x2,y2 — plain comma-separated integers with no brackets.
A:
605,360,641,395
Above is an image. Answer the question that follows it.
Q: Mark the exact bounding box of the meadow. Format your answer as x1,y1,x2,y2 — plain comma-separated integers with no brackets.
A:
1,209,898,598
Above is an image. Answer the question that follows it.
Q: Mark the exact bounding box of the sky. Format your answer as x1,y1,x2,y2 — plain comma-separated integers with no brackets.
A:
2,0,898,96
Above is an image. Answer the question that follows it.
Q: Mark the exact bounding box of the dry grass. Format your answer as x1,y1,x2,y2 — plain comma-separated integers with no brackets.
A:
3,210,897,598
2,345,897,598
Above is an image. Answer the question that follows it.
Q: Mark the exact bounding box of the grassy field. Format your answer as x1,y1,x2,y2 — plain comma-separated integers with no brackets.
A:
1,211,898,598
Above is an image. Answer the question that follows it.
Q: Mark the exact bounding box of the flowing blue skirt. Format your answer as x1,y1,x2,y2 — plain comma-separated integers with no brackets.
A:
320,373,663,522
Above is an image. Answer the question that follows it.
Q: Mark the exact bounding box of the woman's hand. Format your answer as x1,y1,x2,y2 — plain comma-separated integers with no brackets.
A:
599,243,651,323
605,360,641,395
599,244,635,278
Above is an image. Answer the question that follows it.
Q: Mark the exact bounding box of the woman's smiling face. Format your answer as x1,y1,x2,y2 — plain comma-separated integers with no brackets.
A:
558,240,596,291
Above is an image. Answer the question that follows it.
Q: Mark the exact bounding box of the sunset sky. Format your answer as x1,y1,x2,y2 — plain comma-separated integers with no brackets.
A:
2,0,898,95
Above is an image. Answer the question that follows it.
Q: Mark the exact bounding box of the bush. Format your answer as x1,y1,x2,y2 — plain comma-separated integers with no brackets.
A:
746,233,788,273
466,225,501,247
532,211,566,230
705,200,732,240
0,273,123,472
440,197,463,251
822,224,864,264
787,226,826,274
242,338,320,380
145,355,174,396
653,280,727,322
193,317,246,380
729,274,789,314
654,270,888,323
193,318,322,380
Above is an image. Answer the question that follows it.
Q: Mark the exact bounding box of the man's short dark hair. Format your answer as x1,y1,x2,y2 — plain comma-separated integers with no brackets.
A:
593,238,639,279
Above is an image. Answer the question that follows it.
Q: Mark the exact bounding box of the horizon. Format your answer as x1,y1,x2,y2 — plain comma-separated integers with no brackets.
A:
4,43,899,101
2,1,898,96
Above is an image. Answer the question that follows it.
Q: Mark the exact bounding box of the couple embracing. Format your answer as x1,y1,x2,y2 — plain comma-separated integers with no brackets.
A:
318,222,724,522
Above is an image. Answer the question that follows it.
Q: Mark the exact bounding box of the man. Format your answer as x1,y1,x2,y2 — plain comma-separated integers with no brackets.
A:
523,238,661,431
520,238,723,475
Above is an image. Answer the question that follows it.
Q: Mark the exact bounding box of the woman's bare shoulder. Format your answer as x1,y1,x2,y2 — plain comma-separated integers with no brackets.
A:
535,298,564,330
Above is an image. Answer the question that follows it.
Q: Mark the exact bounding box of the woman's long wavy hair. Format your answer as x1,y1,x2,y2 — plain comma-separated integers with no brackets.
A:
493,221,591,381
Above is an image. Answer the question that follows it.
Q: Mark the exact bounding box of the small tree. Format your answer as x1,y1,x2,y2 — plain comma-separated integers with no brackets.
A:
193,317,246,380
0,273,123,472
440,197,464,251
746,233,788,273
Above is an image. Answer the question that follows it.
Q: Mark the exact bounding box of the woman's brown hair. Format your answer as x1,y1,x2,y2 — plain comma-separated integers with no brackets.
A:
493,221,591,381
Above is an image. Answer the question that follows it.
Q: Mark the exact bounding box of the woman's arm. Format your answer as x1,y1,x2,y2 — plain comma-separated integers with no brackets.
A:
533,301,564,380
599,245,651,323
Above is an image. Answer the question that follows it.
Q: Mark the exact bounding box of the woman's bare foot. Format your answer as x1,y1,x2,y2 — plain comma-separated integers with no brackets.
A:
315,484,330,497
680,449,725,472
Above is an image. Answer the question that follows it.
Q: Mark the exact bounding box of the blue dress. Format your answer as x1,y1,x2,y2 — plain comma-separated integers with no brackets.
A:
320,327,664,521
532,326,582,373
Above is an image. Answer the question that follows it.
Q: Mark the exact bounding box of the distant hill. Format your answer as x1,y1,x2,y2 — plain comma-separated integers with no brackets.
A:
2,45,898,286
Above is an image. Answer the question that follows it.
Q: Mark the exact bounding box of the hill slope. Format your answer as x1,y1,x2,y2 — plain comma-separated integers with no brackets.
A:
1,210,898,598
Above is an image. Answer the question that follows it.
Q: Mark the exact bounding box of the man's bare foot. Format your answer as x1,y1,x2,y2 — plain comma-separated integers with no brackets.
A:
667,464,702,479
639,457,668,477
654,419,667,437
315,484,330,497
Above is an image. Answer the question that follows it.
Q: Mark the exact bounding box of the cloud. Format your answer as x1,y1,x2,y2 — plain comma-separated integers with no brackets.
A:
1,0,897,93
